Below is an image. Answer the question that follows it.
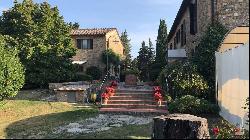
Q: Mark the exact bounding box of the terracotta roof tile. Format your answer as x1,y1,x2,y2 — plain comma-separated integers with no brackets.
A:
71,28,117,36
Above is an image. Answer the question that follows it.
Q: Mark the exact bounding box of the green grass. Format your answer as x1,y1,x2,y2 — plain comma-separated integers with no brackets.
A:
0,99,98,139
0,90,154,139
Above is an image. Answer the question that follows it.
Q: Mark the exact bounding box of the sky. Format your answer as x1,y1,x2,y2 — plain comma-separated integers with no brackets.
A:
0,0,183,58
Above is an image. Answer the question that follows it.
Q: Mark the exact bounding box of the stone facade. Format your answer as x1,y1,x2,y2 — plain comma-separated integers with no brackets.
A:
216,0,249,30
71,28,124,73
167,0,249,57
55,90,85,103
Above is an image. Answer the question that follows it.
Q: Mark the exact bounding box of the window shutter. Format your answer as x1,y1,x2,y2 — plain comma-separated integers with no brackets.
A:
77,39,82,49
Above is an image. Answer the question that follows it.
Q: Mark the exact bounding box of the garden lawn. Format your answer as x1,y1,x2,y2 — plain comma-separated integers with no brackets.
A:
0,90,153,139
0,99,98,139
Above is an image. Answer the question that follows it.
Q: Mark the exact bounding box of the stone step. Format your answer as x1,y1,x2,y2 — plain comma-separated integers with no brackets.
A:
114,93,153,98
102,104,166,109
116,89,153,94
109,96,154,100
100,108,169,115
107,99,156,105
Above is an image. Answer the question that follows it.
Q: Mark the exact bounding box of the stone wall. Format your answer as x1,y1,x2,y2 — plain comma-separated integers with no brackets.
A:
168,0,212,57
106,30,125,59
168,0,249,57
55,91,85,103
216,0,249,30
71,35,106,72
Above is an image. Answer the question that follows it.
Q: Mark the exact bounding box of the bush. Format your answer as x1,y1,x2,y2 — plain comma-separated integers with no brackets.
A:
72,73,93,82
168,95,220,115
191,22,228,102
124,68,140,76
158,60,209,100
86,66,102,80
149,62,163,82
0,35,25,100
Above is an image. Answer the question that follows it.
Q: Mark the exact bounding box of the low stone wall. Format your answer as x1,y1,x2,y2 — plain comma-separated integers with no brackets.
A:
152,114,210,139
55,91,85,103
125,74,137,85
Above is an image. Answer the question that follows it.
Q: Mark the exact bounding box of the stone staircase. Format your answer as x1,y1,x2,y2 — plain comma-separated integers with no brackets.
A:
100,88,169,115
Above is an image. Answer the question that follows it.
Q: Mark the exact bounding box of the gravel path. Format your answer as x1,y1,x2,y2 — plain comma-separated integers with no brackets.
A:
53,114,154,135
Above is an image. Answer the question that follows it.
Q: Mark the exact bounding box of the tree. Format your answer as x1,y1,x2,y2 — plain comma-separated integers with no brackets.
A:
155,19,168,67
0,35,25,100
0,1,76,87
120,30,132,70
137,40,155,81
191,21,228,102
69,22,80,29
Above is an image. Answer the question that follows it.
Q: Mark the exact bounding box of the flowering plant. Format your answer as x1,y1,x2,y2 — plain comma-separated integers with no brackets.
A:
154,92,163,101
106,86,115,93
153,86,162,92
101,92,109,100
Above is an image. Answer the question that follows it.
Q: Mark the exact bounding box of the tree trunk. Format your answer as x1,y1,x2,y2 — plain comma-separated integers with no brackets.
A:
152,114,210,139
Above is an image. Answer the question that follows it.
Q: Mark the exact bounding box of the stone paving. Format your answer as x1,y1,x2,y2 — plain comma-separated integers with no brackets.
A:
53,114,154,135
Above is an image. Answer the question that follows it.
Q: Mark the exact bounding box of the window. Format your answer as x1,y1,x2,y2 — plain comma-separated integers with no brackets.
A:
170,43,173,50
174,37,177,49
76,39,93,49
181,21,186,46
176,30,181,44
189,0,197,35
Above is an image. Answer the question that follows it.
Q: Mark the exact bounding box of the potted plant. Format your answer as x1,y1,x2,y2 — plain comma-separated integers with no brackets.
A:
154,86,163,106
101,92,109,104
124,69,139,86
106,86,115,97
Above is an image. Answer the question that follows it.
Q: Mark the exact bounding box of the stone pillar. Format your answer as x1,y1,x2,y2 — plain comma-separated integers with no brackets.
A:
125,74,137,85
152,114,210,139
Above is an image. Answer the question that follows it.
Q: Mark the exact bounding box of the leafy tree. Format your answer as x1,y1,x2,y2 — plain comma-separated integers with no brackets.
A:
102,49,121,73
0,35,25,100
0,0,76,87
69,22,80,29
155,19,168,67
137,40,155,81
191,21,228,102
120,30,132,71
86,66,102,80
151,19,168,81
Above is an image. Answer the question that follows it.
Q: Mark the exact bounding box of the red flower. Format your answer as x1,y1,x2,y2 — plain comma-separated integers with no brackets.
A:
213,128,219,135
154,92,162,101
106,86,115,93
154,86,162,93
101,92,109,100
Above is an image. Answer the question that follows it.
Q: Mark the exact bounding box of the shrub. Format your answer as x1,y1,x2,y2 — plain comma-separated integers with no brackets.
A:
158,60,209,100
211,120,249,139
0,35,25,100
124,68,140,76
86,66,102,80
191,22,228,102
149,62,163,82
168,95,220,115
72,73,93,82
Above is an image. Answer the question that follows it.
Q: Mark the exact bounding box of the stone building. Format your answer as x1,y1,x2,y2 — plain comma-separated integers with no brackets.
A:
167,0,249,60
70,28,124,73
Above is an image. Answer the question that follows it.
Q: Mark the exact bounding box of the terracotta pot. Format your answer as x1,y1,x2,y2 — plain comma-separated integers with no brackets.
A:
157,100,162,106
103,99,108,104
